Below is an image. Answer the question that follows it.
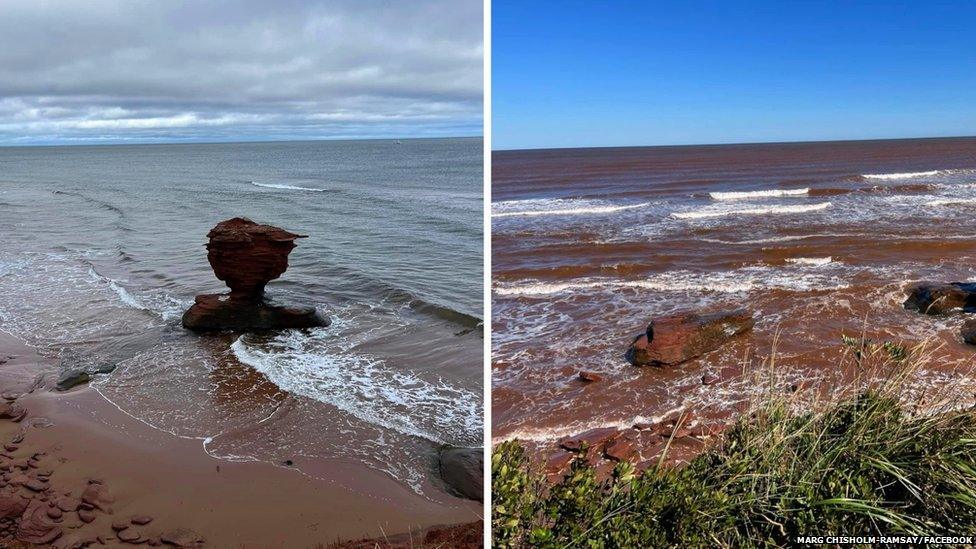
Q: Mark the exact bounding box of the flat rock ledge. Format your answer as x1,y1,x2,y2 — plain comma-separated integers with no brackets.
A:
182,294,328,332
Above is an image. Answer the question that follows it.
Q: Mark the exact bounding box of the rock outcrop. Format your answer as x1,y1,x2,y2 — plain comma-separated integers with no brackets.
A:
438,447,483,501
182,218,328,331
904,282,976,315
625,309,754,367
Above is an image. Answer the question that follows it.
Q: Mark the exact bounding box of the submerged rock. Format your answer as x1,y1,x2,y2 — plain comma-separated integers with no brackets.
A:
56,351,117,391
438,447,483,501
182,218,329,332
904,282,976,315
625,309,754,367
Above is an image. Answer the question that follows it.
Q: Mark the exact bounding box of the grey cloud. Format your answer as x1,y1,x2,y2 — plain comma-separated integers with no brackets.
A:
0,0,483,144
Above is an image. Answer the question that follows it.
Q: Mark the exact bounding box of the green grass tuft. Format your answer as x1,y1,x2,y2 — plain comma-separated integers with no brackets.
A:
492,341,976,547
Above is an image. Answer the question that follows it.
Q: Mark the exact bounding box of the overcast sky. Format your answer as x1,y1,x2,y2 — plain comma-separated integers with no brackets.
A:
0,0,482,145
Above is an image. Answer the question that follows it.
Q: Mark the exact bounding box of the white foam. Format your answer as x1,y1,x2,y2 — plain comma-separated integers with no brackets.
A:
926,198,976,207
491,201,649,217
863,170,939,180
700,233,867,245
709,188,809,200
672,201,831,220
231,327,482,445
492,406,687,444
86,266,147,310
251,181,326,192
785,257,833,266
86,266,189,319
494,266,850,297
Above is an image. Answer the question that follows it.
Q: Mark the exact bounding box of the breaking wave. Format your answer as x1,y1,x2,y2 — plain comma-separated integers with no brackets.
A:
494,265,850,297
709,188,809,200
672,202,831,220
493,198,649,218
251,181,327,192
231,326,483,446
862,170,940,180
785,257,833,266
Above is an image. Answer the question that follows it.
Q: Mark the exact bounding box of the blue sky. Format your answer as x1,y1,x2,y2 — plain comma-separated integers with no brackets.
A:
493,1,976,150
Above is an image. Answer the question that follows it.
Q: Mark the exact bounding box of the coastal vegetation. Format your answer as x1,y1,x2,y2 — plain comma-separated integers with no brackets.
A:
492,340,976,547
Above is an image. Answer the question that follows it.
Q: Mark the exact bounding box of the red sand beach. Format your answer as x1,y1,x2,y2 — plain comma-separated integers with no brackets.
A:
0,332,481,547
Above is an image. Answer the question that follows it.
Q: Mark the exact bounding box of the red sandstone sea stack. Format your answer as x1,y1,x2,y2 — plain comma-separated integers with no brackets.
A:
206,217,303,301
182,218,329,331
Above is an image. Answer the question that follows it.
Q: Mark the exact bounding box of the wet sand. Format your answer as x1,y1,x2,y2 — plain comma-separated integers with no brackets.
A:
0,332,481,547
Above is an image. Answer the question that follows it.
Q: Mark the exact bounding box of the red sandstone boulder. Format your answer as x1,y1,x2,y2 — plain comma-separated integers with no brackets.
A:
182,218,329,332
904,282,976,315
625,309,754,367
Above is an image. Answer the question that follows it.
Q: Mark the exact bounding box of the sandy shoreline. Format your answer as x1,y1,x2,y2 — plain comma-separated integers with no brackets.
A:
0,332,481,547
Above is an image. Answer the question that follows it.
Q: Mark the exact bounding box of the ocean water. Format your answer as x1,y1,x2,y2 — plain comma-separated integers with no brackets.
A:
0,138,483,496
492,137,976,445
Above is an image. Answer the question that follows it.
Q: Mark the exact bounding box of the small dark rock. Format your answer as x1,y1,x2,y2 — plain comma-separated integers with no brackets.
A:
438,447,483,502
577,371,602,383
117,527,145,543
56,370,90,392
23,478,48,492
160,528,205,547
962,319,976,345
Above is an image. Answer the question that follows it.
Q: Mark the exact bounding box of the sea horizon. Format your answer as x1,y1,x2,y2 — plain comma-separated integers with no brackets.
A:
0,134,484,149
493,134,976,153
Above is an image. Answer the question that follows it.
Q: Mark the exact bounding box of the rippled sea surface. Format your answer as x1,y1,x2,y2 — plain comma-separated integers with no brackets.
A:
493,137,976,444
0,138,483,496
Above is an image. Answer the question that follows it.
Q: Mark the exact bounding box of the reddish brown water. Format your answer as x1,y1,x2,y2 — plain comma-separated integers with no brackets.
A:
492,137,976,445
